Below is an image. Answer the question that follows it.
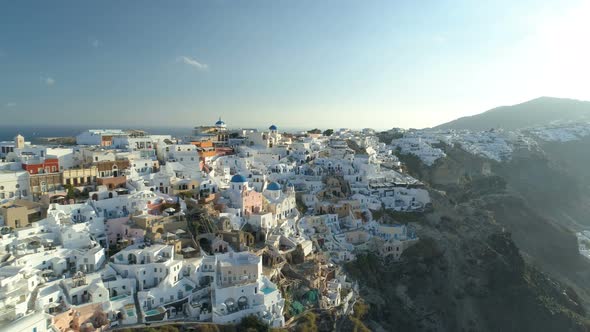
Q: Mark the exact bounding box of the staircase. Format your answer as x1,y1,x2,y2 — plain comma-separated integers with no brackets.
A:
27,287,39,313
133,292,143,324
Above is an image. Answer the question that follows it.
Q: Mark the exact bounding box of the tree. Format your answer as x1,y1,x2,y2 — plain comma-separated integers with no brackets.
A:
65,184,75,200
90,309,109,329
323,129,334,137
307,129,321,135
295,312,318,332
238,315,269,332
198,325,220,332
353,301,369,320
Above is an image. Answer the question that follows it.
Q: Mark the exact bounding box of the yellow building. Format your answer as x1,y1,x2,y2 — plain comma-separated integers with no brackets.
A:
63,166,98,187
0,199,45,229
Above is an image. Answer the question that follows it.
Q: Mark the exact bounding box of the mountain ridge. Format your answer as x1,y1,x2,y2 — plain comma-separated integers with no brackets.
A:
435,97,590,131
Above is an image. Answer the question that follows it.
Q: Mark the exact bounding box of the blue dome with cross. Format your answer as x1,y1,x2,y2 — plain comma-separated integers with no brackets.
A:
230,174,247,183
267,182,281,191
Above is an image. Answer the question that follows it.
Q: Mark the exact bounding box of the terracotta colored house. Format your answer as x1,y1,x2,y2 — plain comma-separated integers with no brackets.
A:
95,160,130,189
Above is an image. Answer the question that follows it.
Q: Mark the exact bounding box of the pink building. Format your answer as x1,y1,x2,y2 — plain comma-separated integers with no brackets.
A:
106,216,146,246
106,216,130,246
241,189,264,216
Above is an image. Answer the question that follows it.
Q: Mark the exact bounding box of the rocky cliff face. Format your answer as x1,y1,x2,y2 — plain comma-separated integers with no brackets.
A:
345,142,590,332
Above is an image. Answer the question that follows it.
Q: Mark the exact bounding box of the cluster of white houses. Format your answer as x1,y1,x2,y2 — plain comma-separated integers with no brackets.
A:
0,119,427,331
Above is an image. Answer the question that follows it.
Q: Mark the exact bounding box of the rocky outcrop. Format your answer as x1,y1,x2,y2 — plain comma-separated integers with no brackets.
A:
344,142,590,331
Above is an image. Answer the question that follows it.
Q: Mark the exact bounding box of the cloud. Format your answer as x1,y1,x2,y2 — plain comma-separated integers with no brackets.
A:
91,39,100,48
41,76,55,86
5,102,16,108
177,56,208,70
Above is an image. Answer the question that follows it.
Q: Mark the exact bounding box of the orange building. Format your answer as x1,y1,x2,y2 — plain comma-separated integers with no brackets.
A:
191,140,216,158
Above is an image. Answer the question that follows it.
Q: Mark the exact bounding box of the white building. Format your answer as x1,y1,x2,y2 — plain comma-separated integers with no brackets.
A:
0,170,31,201
76,129,129,146
209,252,285,327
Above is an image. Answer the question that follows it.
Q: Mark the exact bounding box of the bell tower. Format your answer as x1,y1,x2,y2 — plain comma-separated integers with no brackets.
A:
14,134,24,149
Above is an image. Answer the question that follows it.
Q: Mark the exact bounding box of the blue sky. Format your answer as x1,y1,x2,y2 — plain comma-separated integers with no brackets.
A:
1,0,588,129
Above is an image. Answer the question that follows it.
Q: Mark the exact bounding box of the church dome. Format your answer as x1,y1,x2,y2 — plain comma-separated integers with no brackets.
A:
215,117,226,126
267,182,281,191
230,174,247,183
269,125,277,131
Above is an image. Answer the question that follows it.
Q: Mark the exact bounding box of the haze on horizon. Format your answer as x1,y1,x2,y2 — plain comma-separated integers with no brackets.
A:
1,0,589,130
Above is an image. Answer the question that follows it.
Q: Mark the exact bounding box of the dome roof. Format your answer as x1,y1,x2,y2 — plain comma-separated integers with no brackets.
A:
269,124,277,131
216,119,225,126
267,182,281,191
230,174,247,183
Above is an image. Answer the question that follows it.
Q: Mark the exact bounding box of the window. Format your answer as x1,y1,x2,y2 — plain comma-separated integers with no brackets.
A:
15,184,19,189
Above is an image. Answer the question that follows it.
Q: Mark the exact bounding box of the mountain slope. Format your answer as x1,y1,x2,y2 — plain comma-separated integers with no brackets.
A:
345,189,590,332
436,97,590,131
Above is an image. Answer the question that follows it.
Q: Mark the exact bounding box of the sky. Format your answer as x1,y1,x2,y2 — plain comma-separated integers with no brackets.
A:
1,0,589,130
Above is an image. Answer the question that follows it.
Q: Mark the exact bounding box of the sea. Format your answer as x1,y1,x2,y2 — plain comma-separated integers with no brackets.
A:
0,125,316,143
0,126,194,143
